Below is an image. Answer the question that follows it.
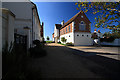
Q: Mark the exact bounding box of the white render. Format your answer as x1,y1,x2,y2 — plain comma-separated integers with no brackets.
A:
52,37,55,41
3,2,42,48
59,21,93,46
0,8,2,53
54,25,59,38
74,32,93,46
54,25,60,42
0,4,2,80
2,8,15,49
60,32,74,44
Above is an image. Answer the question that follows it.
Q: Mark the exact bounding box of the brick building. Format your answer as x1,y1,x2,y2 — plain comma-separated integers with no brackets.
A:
53,11,93,46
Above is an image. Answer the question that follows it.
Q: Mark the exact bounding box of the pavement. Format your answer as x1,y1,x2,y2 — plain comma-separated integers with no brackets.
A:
68,45,120,60
27,43,120,79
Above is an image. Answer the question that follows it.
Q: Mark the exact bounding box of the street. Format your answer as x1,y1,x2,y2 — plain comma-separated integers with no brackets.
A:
27,43,120,79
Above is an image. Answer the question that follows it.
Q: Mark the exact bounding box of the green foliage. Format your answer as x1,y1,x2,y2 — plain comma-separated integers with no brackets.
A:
91,33,98,39
103,32,120,39
46,36,50,41
46,41,53,43
75,2,120,32
58,42,66,46
29,40,46,58
66,42,74,46
100,37,115,43
61,37,67,43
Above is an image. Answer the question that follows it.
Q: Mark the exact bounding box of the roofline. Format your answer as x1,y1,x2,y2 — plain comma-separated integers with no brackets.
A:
1,8,16,17
31,1,41,28
60,11,91,29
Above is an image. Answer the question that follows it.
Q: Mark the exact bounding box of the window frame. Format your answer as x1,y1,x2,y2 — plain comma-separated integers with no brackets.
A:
79,21,86,31
66,27,67,33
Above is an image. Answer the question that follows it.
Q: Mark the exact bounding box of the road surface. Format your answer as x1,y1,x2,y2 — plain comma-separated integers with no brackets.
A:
27,43,120,79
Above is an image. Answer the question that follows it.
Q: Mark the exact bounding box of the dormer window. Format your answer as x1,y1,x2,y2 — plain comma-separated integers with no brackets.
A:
79,21,86,31
81,15,83,18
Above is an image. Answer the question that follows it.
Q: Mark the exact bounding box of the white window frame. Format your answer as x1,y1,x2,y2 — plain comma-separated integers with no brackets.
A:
79,21,86,31
69,26,70,32
81,15,83,18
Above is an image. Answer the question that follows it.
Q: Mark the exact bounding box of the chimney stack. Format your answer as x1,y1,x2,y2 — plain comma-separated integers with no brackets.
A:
61,20,64,26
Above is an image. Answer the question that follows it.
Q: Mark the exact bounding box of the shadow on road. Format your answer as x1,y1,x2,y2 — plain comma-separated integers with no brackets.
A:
46,45,120,79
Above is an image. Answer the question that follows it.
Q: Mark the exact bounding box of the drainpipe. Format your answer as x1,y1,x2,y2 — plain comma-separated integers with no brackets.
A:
32,7,34,47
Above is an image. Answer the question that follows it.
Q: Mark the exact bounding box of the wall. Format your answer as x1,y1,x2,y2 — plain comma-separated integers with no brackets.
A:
2,2,33,19
54,25,59,42
60,32,74,44
54,26,59,37
74,32,93,46
3,2,42,47
101,39,120,46
2,9,15,49
60,22,73,36
74,11,91,33
3,2,33,48
7,12,15,48
33,9,41,41
0,2,2,79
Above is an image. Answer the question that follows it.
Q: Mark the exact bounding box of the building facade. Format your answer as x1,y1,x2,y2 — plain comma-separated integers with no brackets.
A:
1,8,15,49
52,33,54,42
54,24,61,43
53,11,93,46
2,1,44,48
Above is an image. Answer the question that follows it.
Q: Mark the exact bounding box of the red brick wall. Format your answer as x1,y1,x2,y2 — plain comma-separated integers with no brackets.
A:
60,12,91,36
60,22,73,36
74,12,91,32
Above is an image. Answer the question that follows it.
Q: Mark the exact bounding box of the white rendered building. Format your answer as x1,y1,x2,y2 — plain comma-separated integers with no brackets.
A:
53,11,93,46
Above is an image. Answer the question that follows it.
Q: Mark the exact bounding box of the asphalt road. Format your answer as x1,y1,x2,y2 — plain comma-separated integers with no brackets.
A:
27,43,120,79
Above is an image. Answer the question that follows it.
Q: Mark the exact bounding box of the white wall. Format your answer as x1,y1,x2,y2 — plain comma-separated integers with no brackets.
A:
2,9,15,48
54,25,60,38
60,32,74,44
3,2,42,47
2,2,33,19
74,32,93,46
101,39,120,46
3,2,34,47
0,2,2,79
7,13,15,48
54,26,57,37
33,8,41,41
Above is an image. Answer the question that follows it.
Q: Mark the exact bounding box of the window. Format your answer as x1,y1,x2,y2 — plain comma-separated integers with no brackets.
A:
69,35,70,37
81,15,83,18
82,35,84,37
69,26,70,32
64,29,65,34
79,21,86,31
77,35,79,36
66,27,67,33
87,35,88,37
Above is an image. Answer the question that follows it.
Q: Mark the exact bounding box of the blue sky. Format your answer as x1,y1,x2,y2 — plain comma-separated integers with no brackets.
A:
33,2,111,41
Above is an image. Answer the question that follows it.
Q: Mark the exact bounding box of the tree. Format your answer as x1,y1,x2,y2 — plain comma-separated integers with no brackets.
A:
61,37,67,43
46,36,50,41
75,1,120,33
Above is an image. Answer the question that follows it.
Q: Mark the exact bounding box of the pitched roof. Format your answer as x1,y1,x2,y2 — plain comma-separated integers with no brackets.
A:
61,11,90,29
55,24,62,29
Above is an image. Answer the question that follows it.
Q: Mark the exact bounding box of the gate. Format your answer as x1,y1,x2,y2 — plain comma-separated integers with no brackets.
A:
14,33,27,52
